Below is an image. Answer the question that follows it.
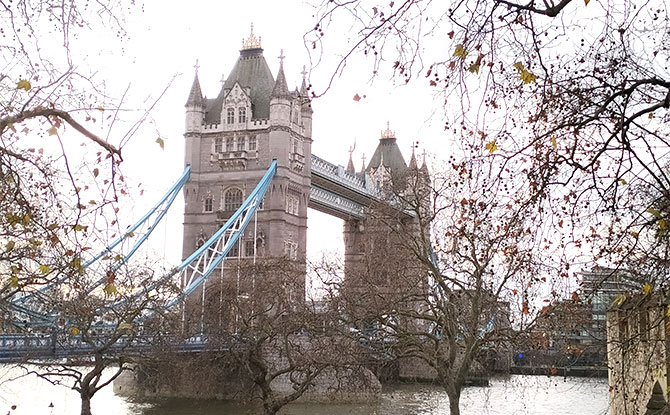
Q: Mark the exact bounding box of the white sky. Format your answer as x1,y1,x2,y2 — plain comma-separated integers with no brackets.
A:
83,0,450,265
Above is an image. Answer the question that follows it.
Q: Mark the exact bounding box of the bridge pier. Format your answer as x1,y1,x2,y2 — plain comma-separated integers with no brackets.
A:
113,351,381,403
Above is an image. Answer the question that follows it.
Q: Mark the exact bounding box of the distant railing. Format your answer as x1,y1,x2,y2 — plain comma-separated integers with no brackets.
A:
310,155,371,195
310,186,364,218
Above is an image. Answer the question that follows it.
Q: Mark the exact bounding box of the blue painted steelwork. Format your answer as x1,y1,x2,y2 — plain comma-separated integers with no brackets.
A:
13,166,192,308
105,160,277,315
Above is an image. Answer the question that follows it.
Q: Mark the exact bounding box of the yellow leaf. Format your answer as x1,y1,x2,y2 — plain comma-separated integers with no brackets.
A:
47,126,58,136
5,241,15,252
70,327,80,336
612,294,627,307
619,178,627,185
643,282,652,295
660,219,667,231
648,208,662,219
39,264,51,275
513,62,525,72
551,135,557,149
16,80,31,91
667,305,670,318
520,69,537,84
584,0,590,5
96,106,105,112
125,231,135,238
118,322,133,331
468,63,480,74
156,137,165,150
103,283,118,296
453,44,468,60
484,140,498,154
9,275,19,288
631,231,639,238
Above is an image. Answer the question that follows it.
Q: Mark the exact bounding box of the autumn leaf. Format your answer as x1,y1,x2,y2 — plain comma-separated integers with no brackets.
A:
453,44,468,60
70,327,80,336
9,275,19,288
16,80,31,91
522,301,529,315
353,93,361,102
659,219,667,231
484,140,498,154
584,0,590,5
612,294,627,307
47,126,58,136
520,69,537,84
643,282,652,295
468,63,480,74
631,231,639,238
619,178,627,185
103,283,118,297
648,208,662,219
39,264,50,275
5,241,15,252
551,135,557,149
93,168,99,178
155,137,165,150
118,322,133,331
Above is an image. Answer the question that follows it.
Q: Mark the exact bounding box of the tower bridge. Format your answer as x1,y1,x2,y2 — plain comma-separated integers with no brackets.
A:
2,28,430,365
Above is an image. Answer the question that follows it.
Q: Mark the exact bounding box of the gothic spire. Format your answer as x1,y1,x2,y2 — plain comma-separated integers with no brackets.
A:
409,145,418,170
185,60,204,108
360,153,367,174
300,65,309,97
346,152,355,173
420,150,430,175
271,49,290,98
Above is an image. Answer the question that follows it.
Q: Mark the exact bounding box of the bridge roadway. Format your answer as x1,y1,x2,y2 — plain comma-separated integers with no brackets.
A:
0,333,211,363
309,154,375,220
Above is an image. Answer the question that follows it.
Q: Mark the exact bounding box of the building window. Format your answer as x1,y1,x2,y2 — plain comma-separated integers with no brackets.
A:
238,107,246,123
284,240,298,260
214,138,222,153
226,108,235,124
293,138,300,154
244,239,255,257
228,242,239,258
226,137,234,152
249,136,257,151
286,194,299,216
224,188,243,212
237,137,245,151
204,196,213,213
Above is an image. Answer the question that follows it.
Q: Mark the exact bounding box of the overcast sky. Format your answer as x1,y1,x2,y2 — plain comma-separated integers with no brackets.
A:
76,0,451,266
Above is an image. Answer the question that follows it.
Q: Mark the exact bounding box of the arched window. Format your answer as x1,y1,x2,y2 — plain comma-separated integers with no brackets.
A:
226,108,235,124
224,188,243,211
238,107,246,123
204,195,213,212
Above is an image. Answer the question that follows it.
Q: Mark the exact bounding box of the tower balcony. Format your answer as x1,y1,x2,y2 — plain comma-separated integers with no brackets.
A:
290,152,305,172
211,150,257,170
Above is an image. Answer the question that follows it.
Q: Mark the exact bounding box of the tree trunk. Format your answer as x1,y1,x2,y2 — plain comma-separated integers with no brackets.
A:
447,386,461,415
80,393,92,415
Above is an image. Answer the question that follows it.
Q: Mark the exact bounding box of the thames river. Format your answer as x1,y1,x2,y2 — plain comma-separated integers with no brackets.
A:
0,366,608,414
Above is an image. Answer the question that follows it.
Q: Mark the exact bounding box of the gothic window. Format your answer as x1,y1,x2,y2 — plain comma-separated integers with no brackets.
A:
244,239,255,257
237,137,245,151
228,242,239,258
238,107,246,123
226,137,234,152
204,196,213,213
284,240,298,260
248,136,257,151
226,108,235,124
285,194,299,216
224,188,243,211
214,138,222,153
292,138,300,154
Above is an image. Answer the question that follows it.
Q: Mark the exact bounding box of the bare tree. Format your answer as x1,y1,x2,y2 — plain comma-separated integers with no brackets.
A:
336,158,544,415
186,258,373,415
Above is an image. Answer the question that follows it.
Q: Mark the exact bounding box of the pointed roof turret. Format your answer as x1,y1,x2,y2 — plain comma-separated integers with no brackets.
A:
360,153,367,174
366,121,408,175
300,65,309,97
409,146,418,170
346,153,355,173
420,150,430,175
271,49,291,99
185,60,204,108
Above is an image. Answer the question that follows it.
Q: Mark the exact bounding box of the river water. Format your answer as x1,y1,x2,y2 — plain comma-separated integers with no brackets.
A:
0,365,609,414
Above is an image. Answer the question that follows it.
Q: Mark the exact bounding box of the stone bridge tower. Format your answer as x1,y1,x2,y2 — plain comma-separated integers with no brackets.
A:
182,28,312,317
